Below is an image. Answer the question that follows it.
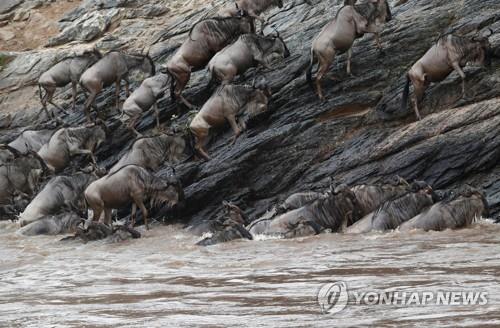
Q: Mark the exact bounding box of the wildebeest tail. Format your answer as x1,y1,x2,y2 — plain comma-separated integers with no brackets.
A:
401,74,410,112
306,49,316,89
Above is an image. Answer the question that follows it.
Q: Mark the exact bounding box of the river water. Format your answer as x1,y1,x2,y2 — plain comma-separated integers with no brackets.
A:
1,220,499,327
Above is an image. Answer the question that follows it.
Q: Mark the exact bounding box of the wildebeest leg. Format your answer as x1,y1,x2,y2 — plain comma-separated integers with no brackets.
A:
115,80,121,110
347,48,353,76
39,86,54,119
227,115,241,145
92,206,103,223
46,88,68,116
71,82,78,111
193,129,211,160
131,193,149,230
315,50,335,100
451,62,466,97
130,203,137,227
83,91,98,123
153,102,160,129
69,147,97,165
374,33,382,50
104,208,112,227
128,116,142,137
124,77,130,97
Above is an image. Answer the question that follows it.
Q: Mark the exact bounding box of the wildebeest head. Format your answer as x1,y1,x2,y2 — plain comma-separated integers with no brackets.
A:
152,172,184,209
240,15,256,34
253,77,272,97
368,0,392,22
142,54,156,76
472,30,493,67
222,200,249,225
87,124,107,150
269,32,290,59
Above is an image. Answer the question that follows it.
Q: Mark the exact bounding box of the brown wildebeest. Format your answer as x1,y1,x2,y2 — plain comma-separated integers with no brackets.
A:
18,172,97,227
401,31,493,120
306,0,392,99
346,181,436,233
38,123,106,172
208,33,290,84
353,0,392,49
247,184,360,238
80,51,155,122
166,15,255,109
399,187,489,232
189,81,270,160
38,49,102,119
121,72,171,136
109,132,186,173
8,129,55,154
85,165,184,230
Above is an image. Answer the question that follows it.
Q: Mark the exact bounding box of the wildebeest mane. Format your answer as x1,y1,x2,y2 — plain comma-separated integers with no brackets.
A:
188,16,250,42
440,34,486,63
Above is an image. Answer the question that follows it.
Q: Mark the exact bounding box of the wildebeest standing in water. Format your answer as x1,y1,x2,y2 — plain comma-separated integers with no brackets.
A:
208,33,290,84
18,212,83,236
399,187,489,232
401,31,493,120
189,81,270,160
306,0,391,99
8,129,55,154
85,165,184,229
80,51,155,122
18,171,97,227
197,201,252,246
121,72,171,136
166,14,255,109
346,181,436,233
38,123,106,172
109,132,186,174
38,49,102,119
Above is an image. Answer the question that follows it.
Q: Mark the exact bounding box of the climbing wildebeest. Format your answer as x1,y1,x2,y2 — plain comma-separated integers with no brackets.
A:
80,51,155,122
18,172,97,227
121,73,171,136
109,132,186,173
38,49,102,119
8,129,55,154
85,165,184,230
0,152,48,206
401,31,493,120
248,184,360,237
306,0,391,99
218,0,281,31
208,33,290,84
351,177,410,216
166,15,255,109
346,181,435,233
353,0,392,50
18,212,83,236
38,123,106,172
399,187,489,232
190,81,270,160
196,201,252,246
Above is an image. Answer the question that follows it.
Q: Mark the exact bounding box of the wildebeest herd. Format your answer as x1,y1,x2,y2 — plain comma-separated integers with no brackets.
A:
0,0,496,244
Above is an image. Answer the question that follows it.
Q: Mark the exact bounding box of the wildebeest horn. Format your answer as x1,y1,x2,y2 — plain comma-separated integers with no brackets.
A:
252,77,256,88
486,28,494,37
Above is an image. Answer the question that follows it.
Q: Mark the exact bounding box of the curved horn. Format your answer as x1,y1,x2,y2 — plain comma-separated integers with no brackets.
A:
252,77,256,88
486,28,494,37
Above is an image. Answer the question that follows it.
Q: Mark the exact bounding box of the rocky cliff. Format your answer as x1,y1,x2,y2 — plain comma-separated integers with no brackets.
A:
1,0,500,228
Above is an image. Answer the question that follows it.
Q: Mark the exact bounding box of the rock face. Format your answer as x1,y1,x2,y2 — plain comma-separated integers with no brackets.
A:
1,0,500,228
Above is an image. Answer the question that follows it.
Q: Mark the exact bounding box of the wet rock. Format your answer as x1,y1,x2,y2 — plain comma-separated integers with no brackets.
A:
0,0,23,15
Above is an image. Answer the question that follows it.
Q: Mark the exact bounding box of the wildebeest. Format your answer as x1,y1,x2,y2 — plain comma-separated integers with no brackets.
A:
306,1,391,99
248,184,360,237
190,81,270,160
276,191,325,214
166,15,255,109
61,221,141,243
85,165,184,229
196,201,252,246
18,212,83,236
401,31,493,120
18,172,97,227
38,49,102,119
0,152,48,206
80,51,155,122
208,33,290,84
353,0,392,50
0,144,22,164
218,0,284,31
351,177,410,216
8,129,55,154
38,123,106,172
121,72,171,136
399,187,489,232
346,181,435,233
109,132,186,173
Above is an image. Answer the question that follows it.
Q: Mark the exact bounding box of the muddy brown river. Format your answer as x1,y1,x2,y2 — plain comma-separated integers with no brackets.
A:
1,220,499,327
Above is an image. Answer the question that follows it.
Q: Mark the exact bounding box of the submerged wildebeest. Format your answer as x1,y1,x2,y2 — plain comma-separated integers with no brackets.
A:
401,31,493,120
121,72,171,136
109,132,186,173
38,49,102,119
8,129,55,154
196,201,252,246
399,187,489,232
61,221,141,243
190,81,270,160
346,181,436,233
0,151,48,206
18,172,97,227
351,176,410,216
85,165,184,229
166,14,255,109
80,51,155,122
208,33,290,84
248,184,360,238
38,123,106,172
18,212,83,236
306,0,391,99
